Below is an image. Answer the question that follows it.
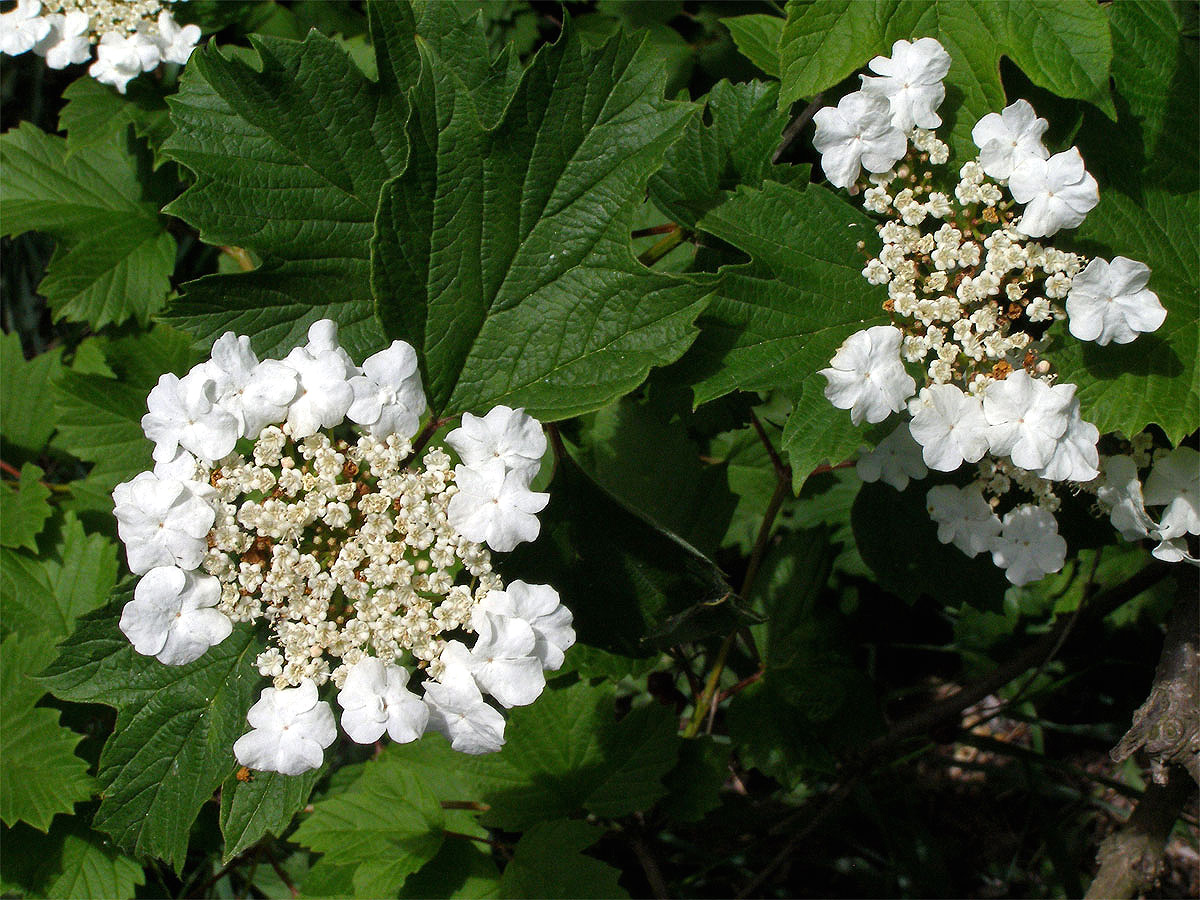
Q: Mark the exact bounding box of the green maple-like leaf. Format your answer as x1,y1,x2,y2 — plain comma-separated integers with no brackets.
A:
0,637,94,832
0,333,64,456
498,820,628,899
42,605,263,870
0,123,175,330
777,0,1114,160
0,465,51,553
372,21,711,420
161,21,409,361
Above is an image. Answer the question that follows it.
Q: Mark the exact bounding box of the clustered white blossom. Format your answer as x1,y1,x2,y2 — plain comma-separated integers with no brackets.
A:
113,320,575,775
819,38,1187,585
0,0,199,93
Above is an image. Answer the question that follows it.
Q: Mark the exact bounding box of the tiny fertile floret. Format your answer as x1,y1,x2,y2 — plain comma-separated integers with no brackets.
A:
113,319,575,775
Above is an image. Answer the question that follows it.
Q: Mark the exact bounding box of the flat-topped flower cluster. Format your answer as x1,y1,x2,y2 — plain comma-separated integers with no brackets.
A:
0,0,199,92
814,38,1195,583
112,320,574,775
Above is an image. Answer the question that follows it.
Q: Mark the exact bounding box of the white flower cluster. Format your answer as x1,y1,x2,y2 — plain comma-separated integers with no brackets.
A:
1097,446,1199,566
113,320,574,775
817,38,1178,585
0,0,199,93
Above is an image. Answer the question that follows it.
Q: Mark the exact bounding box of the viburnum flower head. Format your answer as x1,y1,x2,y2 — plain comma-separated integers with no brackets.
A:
971,100,1050,180
119,566,232,665
113,317,565,774
1065,257,1167,346
991,504,1067,585
234,680,337,776
859,37,952,132
812,92,908,189
1009,147,1099,238
821,326,916,426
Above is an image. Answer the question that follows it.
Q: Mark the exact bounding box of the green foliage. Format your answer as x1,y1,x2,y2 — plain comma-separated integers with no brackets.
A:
0,332,63,456
648,79,791,230
373,18,710,420
219,766,325,863
777,0,1114,157
43,607,264,870
1,464,51,552
0,637,94,832
2,820,145,899
162,25,407,360
722,14,783,78
498,820,627,899
0,123,176,329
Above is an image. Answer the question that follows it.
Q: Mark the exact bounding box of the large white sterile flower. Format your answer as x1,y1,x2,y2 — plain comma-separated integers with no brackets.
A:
142,370,240,463
1035,402,1099,483
119,566,232,665
926,484,1002,557
907,384,990,472
1144,446,1199,539
1098,455,1159,541
200,332,298,439
34,11,90,69
476,580,575,671
423,663,506,754
812,92,908,189
283,322,356,439
971,100,1050,180
447,459,548,552
1065,257,1166,346
982,372,1074,471
444,623,545,709
234,679,337,775
446,406,546,483
857,424,928,490
0,0,50,56
859,37,952,132
154,10,200,65
820,326,916,426
1009,147,1099,237
348,340,426,440
112,472,215,573
336,657,428,744
991,504,1067,585
153,446,200,482
89,30,160,93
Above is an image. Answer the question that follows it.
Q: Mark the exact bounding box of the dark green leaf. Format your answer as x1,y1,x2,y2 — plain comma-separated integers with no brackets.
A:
1,465,51,552
372,24,709,420
42,606,264,870
498,820,627,899
219,766,324,863
0,332,63,455
722,14,783,77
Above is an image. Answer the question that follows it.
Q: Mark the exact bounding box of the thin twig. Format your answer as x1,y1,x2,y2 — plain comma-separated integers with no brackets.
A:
0,459,21,478
402,416,446,467
632,224,677,239
683,632,735,738
637,227,688,267
444,829,509,849
630,830,671,899
263,844,297,899
441,800,491,811
772,93,825,164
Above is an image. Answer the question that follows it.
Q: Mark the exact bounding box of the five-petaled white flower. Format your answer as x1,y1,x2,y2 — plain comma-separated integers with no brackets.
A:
812,92,908,189
475,580,575,671
234,679,338,775
820,326,916,426
926,484,1002,558
907,384,990,472
347,340,426,440
336,657,429,744
1065,257,1166,346
446,406,547,483
202,332,299,439
971,100,1050,180
859,37,952,133
447,459,549,552
991,504,1067,585
112,472,216,573
423,662,507,755
982,372,1074,471
856,424,929,491
1009,147,1099,237
142,370,240,463
119,566,232,665
0,0,50,56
